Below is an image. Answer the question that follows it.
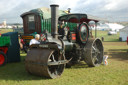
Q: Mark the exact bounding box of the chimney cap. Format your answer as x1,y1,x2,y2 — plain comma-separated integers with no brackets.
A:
50,4,59,7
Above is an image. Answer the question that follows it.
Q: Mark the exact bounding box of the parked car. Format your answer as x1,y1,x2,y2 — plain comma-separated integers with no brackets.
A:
108,31,117,35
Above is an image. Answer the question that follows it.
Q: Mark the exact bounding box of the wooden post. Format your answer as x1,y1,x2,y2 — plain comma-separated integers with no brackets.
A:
95,22,97,38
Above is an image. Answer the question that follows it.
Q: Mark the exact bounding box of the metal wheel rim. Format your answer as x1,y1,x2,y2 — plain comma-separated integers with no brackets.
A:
91,39,103,66
47,51,65,78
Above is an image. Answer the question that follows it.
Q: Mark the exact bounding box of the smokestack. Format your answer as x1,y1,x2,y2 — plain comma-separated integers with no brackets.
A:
50,4,59,39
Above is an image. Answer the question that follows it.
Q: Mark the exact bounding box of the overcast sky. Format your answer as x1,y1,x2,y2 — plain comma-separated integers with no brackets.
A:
0,0,128,23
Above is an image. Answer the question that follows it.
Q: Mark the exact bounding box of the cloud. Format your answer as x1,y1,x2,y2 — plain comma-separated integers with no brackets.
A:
0,0,51,23
104,0,128,11
0,0,20,15
51,0,79,9
0,0,128,23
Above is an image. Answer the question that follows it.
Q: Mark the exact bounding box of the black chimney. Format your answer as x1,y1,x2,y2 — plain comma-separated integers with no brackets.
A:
50,4,59,39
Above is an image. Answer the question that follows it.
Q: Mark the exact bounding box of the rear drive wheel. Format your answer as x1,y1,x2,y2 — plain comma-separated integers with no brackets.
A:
84,38,104,67
0,51,7,66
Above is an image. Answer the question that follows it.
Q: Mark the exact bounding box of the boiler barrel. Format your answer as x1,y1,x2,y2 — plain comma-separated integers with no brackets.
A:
62,41,74,52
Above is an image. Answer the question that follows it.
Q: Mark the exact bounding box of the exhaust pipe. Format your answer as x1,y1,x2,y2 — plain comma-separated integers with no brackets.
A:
50,4,59,39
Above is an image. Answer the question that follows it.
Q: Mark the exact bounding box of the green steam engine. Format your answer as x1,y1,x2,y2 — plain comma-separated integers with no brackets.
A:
21,4,104,79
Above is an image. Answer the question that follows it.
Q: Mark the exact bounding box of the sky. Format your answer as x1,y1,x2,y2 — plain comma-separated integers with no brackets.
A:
0,0,128,23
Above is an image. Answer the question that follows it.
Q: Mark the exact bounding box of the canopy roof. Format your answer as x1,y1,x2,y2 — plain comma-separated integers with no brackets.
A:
21,7,107,22
87,14,108,22
59,14,99,23
21,7,67,19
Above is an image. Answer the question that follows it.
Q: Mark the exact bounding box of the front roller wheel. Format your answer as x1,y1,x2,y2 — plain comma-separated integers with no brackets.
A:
25,48,65,79
84,38,104,67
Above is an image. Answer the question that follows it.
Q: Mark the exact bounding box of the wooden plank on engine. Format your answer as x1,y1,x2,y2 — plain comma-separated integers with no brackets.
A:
21,35,34,39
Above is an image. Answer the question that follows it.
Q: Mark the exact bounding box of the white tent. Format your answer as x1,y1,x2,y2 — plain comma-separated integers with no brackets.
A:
97,23,111,31
119,26,128,41
106,23,124,31
90,23,124,31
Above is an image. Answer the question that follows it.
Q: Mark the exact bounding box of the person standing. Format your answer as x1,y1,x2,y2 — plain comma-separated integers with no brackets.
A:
0,30,1,37
127,36,128,45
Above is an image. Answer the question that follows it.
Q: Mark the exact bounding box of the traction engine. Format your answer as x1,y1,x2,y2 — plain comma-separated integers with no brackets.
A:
25,4,104,79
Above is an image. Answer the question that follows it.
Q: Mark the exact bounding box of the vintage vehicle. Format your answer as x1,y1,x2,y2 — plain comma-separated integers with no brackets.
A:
0,36,10,66
0,32,21,66
108,31,117,35
21,4,104,79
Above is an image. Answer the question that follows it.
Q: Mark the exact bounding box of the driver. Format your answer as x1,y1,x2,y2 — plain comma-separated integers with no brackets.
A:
29,34,40,46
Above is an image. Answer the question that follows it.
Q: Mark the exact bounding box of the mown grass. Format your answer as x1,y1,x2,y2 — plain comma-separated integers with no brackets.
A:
0,28,13,34
92,30,120,42
0,29,128,85
0,42,128,85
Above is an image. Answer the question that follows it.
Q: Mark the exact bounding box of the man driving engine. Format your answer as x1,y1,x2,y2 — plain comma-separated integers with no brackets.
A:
29,34,40,46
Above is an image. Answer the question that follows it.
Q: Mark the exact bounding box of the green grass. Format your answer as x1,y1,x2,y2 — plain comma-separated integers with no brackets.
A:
92,30,120,42
0,29,128,85
0,28,13,34
0,42,128,85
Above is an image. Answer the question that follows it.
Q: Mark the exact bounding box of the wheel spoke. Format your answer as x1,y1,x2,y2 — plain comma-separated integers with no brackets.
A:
92,56,98,63
55,70,58,75
52,54,56,62
93,43,97,48
92,46,96,51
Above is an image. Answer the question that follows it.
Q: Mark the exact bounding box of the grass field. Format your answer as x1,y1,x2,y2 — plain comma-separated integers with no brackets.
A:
0,28,13,34
0,29,128,85
92,30,120,42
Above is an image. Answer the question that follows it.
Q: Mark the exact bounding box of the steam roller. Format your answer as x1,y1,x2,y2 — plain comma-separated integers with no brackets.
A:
24,4,104,79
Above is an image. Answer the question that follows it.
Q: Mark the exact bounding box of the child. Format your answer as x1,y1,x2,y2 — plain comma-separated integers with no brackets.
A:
103,55,108,65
